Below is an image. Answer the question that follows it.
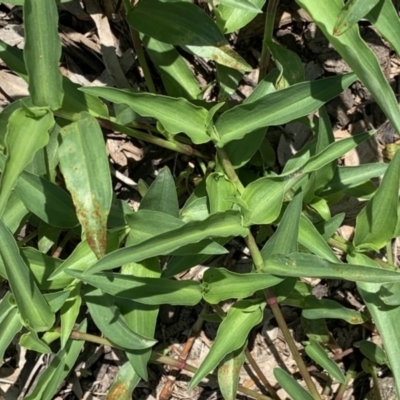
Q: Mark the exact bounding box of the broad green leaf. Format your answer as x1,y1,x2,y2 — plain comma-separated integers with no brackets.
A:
299,214,339,263
357,340,388,365
263,252,400,283
241,176,288,225
24,0,63,109
296,0,400,135
0,108,53,218
0,220,54,332
261,190,302,260
300,131,375,174
303,296,367,324
107,361,141,400
274,368,314,400
127,0,251,71
66,269,202,306
60,283,81,348
215,73,356,146
315,213,345,240
215,0,266,33
189,299,265,389
44,291,70,313
302,316,331,344
206,173,237,214
87,211,248,274
214,0,262,12
15,170,78,228
140,167,179,217
25,320,87,400
354,150,400,251
202,268,283,304
216,64,244,102
2,191,29,234
377,281,400,305
350,252,400,397
320,163,387,197
58,114,112,258
80,86,210,144
20,331,51,354
367,0,400,57
334,0,380,35
85,287,156,350
0,304,22,361
305,339,345,383
142,35,201,100
218,345,246,400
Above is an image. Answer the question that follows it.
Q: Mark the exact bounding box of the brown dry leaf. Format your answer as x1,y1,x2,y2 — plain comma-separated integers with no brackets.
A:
0,70,29,100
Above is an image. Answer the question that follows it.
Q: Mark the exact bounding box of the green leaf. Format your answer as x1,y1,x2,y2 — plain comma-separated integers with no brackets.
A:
85,287,156,350
15,170,78,228
357,340,388,365
202,268,283,304
206,173,237,214
296,0,400,136
87,211,248,274
24,0,63,109
262,252,400,283
274,368,314,400
215,73,356,146
334,0,380,35
127,0,251,71
354,150,400,251
189,299,265,389
66,269,202,306
215,0,266,33
107,361,141,400
0,220,54,332
0,108,53,218
142,35,201,100
80,86,210,144
218,345,247,400
58,114,112,258
377,282,400,305
25,320,87,400
20,330,51,354
140,167,179,217
60,284,81,348
216,64,244,102
215,0,262,13
305,339,345,383
303,296,367,324
241,176,288,225
0,301,22,361
299,214,339,263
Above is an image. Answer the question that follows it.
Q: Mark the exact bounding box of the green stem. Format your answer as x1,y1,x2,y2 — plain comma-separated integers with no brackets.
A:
216,147,244,194
259,0,279,82
334,362,357,400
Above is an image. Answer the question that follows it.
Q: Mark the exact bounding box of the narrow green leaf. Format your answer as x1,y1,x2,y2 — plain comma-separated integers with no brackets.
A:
0,108,53,218
2,191,29,234
0,220,54,332
15,170,78,228
20,331,51,354
305,339,345,383
87,211,248,274
142,35,201,100
354,150,400,251
60,283,82,348
127,0,251,71
334,0,380,35
24,0,63,109
58,114,112,258
0,305,22,361
299,214,339,263
202,268,283,304
218,345,247,400
85,287,156,350
274,368,314,400
215,0,262,13
189,300,264,389
140,167,179,217
206,173,237,214
108,361,141,400
296,0,400,135
25,320,87,400
215,0,266,33
215,73,356,146
80,86,210,144
66,269,202,306
303,296,367,324
263,252,400,283
357,340,388,365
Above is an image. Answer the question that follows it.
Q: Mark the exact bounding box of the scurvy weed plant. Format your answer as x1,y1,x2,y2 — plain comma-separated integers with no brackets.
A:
1,0,400,398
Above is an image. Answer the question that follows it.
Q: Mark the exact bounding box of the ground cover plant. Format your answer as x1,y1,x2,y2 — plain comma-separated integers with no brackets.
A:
1,0,400,399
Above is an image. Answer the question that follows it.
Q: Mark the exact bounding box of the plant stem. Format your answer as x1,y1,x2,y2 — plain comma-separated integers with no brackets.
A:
216,147,245,194
64,329,273,400
259,0,279,82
